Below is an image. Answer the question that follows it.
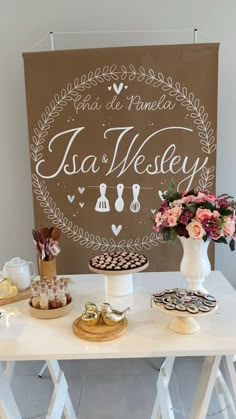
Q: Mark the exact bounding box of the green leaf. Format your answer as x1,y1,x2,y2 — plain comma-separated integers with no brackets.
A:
214,237,227,244
165,179,175,198
187,203,198,214
203,235,208,242
186,189,195,196
220,208,234,216
203,202,215,211
170,229,178,241
170,192,181,202
229,238,235,251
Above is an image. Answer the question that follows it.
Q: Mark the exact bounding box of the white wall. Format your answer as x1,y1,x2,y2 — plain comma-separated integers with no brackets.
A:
0,0,235,284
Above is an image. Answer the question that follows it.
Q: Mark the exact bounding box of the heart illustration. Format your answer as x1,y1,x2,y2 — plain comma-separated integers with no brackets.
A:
151,209,156,214
79,202,84,208
108,86,112,91
124,85,128,89
111,224,122,236
78,187,85,194
113,82,123,95
67,195,75,203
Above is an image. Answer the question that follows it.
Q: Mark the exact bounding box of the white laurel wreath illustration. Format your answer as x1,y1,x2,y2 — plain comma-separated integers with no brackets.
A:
31,64,216,250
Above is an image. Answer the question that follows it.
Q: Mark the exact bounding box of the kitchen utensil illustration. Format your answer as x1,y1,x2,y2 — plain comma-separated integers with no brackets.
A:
95,183,110,212
115,183,124,212
130,184,141,213
158,190,167,201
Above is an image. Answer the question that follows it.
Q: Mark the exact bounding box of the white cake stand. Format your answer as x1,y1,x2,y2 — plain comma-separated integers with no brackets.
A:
153,302,218,334
89,262,149,296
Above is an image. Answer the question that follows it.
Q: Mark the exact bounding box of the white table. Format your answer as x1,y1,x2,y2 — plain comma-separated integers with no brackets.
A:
0,271,236,419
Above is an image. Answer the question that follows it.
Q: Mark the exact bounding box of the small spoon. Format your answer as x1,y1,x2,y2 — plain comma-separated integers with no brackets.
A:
51,228,61,241
40,227,50,239
115,184,124,212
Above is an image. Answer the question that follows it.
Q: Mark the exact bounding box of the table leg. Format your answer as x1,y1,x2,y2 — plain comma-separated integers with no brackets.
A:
5,361,16,384
38,362,48,377
151,357,175,419
46,360,77,419
0,363,22,419
190,356,222,419
221,355,236,412
214,370,234,419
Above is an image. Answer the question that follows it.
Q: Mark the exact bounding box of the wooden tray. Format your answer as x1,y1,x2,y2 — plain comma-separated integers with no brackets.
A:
0,287,31,306
29,301,73,319
73,316,128,342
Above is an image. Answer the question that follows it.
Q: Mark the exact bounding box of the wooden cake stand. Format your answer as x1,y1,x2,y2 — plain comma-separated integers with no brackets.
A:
89,262,149,296
153,303,218,334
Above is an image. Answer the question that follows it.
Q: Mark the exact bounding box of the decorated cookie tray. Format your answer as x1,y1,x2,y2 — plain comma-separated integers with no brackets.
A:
89,251,148,273
151,288,217,314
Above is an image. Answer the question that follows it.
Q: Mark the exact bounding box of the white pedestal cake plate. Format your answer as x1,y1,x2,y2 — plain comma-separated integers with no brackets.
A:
153,302,218,334
89,261,149,296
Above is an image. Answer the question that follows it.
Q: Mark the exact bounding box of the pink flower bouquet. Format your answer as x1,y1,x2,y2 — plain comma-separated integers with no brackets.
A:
153,181,236,250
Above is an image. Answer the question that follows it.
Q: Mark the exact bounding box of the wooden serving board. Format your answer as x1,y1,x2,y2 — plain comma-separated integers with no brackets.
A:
73,316,128,342
0,288,31,306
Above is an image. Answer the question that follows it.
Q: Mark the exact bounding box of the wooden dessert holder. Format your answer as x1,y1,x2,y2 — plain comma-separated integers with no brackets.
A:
73,316,128,342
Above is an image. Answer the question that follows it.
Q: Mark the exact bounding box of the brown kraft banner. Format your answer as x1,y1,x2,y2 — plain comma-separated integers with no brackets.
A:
23,43,219,274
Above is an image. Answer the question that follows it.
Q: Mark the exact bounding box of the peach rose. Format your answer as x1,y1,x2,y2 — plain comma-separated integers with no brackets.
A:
186,220,206,239
167,215,177,227
223,218,235,238
169,206,182,219
196,208,212,222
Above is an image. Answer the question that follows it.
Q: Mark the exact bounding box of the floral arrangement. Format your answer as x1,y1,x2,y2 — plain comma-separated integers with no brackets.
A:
153,181,236,250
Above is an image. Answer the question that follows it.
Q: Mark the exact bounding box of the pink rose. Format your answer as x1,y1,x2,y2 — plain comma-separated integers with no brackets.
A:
208,229,222,240
186,220,206,239
205,193,217,203
192,192,207,204
212,210,220,219
223,218,235,238
154,212,163,226
172,199,183,207
181,195,196,205
196,208,212,222
153,225,160,233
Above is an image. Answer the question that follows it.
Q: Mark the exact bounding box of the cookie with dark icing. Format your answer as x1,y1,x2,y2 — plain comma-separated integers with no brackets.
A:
90,251,148,271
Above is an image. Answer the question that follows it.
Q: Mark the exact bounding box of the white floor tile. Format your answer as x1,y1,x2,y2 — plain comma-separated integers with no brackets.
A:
12,375,54,418
78,371,183,419
78,374,157,419
85,357,165,375
14,360,46,376
11,374,82,418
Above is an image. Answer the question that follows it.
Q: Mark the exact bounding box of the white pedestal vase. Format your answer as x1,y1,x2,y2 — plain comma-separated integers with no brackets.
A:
179,236,211,293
